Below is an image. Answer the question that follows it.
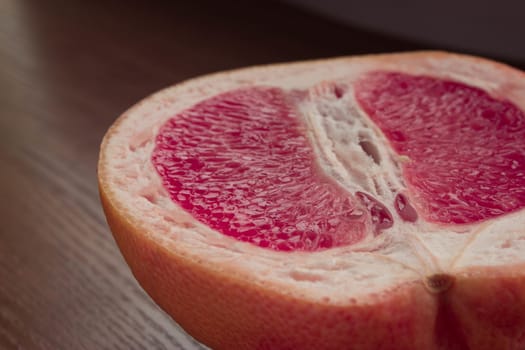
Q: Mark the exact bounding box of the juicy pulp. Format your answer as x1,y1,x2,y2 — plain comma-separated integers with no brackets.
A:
355,71,525,224
152,87,369,251
152,71,525,251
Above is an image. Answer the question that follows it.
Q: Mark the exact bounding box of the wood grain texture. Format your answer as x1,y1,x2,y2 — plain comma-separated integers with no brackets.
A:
0,0,522,349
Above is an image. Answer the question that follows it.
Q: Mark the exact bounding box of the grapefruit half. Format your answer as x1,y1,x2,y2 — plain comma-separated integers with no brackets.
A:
98,52,525,349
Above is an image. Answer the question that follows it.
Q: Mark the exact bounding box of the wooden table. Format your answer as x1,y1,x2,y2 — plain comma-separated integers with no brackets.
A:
1,1,523,349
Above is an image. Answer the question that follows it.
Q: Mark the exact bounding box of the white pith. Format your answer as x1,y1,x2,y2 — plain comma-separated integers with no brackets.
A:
101,53,525,303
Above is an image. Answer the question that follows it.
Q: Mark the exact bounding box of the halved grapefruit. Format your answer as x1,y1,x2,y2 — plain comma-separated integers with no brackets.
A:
98,52,525,349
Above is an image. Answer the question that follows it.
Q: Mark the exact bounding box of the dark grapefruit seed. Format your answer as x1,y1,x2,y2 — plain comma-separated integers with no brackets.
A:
152,87,370,251
394,193,418,223
355,192,394,233
355,71,525,225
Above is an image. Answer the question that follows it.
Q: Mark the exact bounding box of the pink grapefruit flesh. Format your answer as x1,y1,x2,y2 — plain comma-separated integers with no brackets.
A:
355,71,525,225
154,71,525,249
152,87,368,251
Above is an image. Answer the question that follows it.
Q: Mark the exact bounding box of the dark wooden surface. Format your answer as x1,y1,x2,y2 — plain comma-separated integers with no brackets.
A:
1,1,523,349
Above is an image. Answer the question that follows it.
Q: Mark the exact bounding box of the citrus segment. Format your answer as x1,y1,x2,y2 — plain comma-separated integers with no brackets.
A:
355,71,525,224
152,87,368,251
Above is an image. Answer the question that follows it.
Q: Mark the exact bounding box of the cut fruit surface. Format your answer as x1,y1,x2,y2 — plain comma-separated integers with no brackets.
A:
355,71,525,225
152,87,369,251
153,69,525,251
99,52,525,350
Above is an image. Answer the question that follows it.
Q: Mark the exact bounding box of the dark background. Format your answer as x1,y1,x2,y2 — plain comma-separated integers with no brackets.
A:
287,0,525,62
1,1,523,349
